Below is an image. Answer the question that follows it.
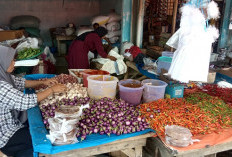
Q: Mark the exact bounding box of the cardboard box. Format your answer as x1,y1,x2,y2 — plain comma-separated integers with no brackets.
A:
207,70,216,84
0,30,24,42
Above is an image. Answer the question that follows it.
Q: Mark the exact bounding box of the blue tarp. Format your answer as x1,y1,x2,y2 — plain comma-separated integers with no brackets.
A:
136,64,159,79
25,74,155,156
215,72,232,84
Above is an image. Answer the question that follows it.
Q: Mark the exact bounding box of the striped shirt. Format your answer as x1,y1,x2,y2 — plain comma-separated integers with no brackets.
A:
0,75,37,148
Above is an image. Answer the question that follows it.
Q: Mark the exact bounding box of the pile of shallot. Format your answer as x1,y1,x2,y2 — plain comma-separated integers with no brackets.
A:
40,97,150,141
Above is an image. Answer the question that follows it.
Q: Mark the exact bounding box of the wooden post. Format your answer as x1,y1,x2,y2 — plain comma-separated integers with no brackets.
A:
171,0,179,52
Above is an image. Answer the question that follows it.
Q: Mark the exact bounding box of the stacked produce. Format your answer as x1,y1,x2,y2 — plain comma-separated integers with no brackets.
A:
200,84,232,106
38,83,88,106
36,74,78,90
40,97,149,141
139,96,232,137
17,47,41,60
78,97,149,140
36,74,87,111
185,92,232,127
41,97,90,129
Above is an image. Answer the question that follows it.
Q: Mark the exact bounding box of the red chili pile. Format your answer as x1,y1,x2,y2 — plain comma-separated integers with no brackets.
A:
201,84,232,106
139,93,232,137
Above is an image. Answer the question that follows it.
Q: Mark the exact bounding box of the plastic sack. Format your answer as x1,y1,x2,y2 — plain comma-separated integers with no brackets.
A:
166,29,180,49
106,30,121,39
106,22,121,31
55,103,89,119
46,128,78,146
16,37,39,52
109,36,119,43
120,42,134,55
165,125,200,147
43,46,56,64
92,16,110,26
10,15,40,29
46,104,89,145
108,12,121,23
77,27,93,36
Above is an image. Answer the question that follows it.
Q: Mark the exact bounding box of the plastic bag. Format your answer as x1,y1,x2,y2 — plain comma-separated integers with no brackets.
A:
46,104,89,145
77,27,93,36
166,29,180,49
92,16,110,25
106,22,121,31
165,125,200,147
106,30,121,39
108,12,121,23
55,103,89,119
120,42,133,55
43,46,56,64
16,37,39,52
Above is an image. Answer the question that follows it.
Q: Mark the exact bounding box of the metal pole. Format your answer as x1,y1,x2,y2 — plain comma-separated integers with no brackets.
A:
136,0,145,48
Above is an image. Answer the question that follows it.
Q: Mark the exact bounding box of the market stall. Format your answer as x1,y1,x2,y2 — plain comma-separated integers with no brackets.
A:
24,74,155,157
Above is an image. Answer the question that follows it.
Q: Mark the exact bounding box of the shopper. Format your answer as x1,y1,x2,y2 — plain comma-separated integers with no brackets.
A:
0,45,66,157
67,26,116,69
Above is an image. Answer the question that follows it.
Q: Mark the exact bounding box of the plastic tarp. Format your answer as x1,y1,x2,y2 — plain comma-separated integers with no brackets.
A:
160,128,232,152
136,64,159,80
158,72,232,152
24,74,155,156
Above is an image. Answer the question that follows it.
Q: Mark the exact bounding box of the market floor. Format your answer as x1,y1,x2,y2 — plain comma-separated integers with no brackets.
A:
54,55,69,74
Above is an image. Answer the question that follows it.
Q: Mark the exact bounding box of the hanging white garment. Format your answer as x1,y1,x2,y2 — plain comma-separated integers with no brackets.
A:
168,4,219,83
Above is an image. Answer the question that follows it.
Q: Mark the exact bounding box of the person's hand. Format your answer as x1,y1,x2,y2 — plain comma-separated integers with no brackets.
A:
50,84,67,93
107,55,117,61
43,78,58,86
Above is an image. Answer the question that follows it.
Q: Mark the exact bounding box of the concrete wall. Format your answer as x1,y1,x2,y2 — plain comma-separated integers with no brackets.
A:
99,0,122,15
0,0,101,45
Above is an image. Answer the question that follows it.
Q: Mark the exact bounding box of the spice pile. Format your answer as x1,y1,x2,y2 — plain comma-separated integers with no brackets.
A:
139,96,232,136
201,84,232,106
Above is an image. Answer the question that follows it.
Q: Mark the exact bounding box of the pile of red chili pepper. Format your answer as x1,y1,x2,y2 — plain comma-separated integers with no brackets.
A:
139,93,232,137
200,84,232,106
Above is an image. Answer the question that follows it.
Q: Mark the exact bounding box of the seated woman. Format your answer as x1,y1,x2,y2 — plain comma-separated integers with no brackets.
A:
67,26,116,69
0,45,66,157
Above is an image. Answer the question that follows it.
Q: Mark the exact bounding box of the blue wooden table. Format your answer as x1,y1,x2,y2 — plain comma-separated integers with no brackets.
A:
25,74,155,157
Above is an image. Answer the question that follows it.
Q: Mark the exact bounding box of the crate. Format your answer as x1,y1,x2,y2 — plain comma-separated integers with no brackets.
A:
165,84,184,98
157,56,172,74
0,30,24,42
68,69,86,83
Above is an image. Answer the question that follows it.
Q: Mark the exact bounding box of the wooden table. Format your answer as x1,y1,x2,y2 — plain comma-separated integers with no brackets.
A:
145,137,232,157
56,35,76,56
40,132,155,157
124,61,147,81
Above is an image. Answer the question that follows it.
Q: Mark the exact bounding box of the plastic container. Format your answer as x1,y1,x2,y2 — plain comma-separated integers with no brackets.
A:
165,84,184,98
83,69,110,87
162,51,174,58
118,79,144,105
157,56,172,74
87,75,118,99
68,69,86,83
142,79,168,103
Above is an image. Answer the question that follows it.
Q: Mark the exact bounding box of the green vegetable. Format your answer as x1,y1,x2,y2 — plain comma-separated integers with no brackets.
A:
17,47,41,60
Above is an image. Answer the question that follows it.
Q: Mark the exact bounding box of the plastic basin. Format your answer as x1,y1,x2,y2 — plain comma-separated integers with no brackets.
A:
83,69,110,87
142,79,168,103
119,79,144,105
87,75,118,99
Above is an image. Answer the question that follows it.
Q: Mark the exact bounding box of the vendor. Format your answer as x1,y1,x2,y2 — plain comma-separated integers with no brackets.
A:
67,26,116,69
0,45,66,157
